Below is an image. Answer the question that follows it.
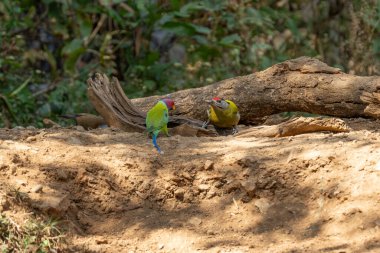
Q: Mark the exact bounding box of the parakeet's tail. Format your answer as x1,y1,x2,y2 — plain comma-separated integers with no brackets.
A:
152,134,162,154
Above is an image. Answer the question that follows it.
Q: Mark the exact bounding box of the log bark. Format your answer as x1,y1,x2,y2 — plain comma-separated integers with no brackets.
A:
131,56,380,124
236,117,350,138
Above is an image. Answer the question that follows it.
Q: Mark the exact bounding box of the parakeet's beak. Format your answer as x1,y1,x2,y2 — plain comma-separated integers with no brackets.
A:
205,99,212,104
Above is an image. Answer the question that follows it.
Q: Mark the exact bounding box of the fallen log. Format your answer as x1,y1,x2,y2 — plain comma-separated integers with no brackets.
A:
130,56,380,124
86,56,376,137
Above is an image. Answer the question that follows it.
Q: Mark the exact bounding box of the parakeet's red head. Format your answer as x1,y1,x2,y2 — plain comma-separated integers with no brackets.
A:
209,97,230,109
162,98,175,110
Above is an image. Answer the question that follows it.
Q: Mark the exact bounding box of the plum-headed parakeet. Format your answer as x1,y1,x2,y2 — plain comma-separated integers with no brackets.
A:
146,98,175,154
202,97,240,134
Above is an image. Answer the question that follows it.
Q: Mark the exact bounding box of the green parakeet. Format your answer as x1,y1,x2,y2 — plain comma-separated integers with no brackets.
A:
202,97,240,134
146,98,175,154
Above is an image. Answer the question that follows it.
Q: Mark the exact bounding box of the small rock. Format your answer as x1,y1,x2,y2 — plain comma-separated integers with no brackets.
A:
35,194,70,217
67,137,82,145
96,238,108,244
241,195,252,203
265,180,277,189
188,217,202,226
213,180,225,189
15,179,27,187
169,176,182,185
254,198,271,214
204,160,214,170
207,189,217,199
181,172,192,180
13,126,25,130
31,184,43,193
184,192,194,202
241,180,256,197
26,136,37,142
26,126,36,130
75,125,85,131
56,169,69,181
242,168,250,177
163,182,172,190
225,180,241,193
198,184,210,191
158,244,164,250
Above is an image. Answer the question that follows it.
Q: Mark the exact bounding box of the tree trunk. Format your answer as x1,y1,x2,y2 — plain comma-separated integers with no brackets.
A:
131,56,380,124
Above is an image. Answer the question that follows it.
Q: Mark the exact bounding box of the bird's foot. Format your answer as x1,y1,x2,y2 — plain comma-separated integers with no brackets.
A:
155,146,164,154
232,127,238,135
202,121,209,129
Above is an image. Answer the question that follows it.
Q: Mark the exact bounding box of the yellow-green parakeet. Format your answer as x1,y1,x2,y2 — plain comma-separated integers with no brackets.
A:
202,97,240,134
146,98,175,154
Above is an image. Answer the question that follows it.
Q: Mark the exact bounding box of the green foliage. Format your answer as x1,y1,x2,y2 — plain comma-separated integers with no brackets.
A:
0,185,65,252
0,0,379,127
0,214,65,252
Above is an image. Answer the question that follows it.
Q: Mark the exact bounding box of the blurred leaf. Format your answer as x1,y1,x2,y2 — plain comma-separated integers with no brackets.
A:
136,0,149,18
286,18,301,43
36,103,51,117
0,94,19,124
62,39,83,56
219,34,241,46
174,2,211,18
78,16,92,39
144,52,160,65
192,35,208,45
9,76,32,97
64,47,85,74
373,39,380,53
143,79,156,91
162,21,196,36
190,24,211,35
105,7,124,26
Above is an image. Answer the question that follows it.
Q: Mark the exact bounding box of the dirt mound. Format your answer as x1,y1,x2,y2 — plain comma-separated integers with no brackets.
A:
1,119,380,252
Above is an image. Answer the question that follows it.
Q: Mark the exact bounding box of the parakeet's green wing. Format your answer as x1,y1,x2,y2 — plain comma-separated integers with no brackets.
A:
146,101,169,135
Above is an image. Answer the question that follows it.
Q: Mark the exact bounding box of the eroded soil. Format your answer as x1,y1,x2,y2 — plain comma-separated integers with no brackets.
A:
1,118,380,252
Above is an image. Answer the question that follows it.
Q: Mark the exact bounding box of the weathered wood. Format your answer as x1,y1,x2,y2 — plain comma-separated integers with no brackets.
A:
236,117,350,138
87,74,145,132
87,73,218,136
131,56,380,124
360,92,380,118
86,56,380,137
